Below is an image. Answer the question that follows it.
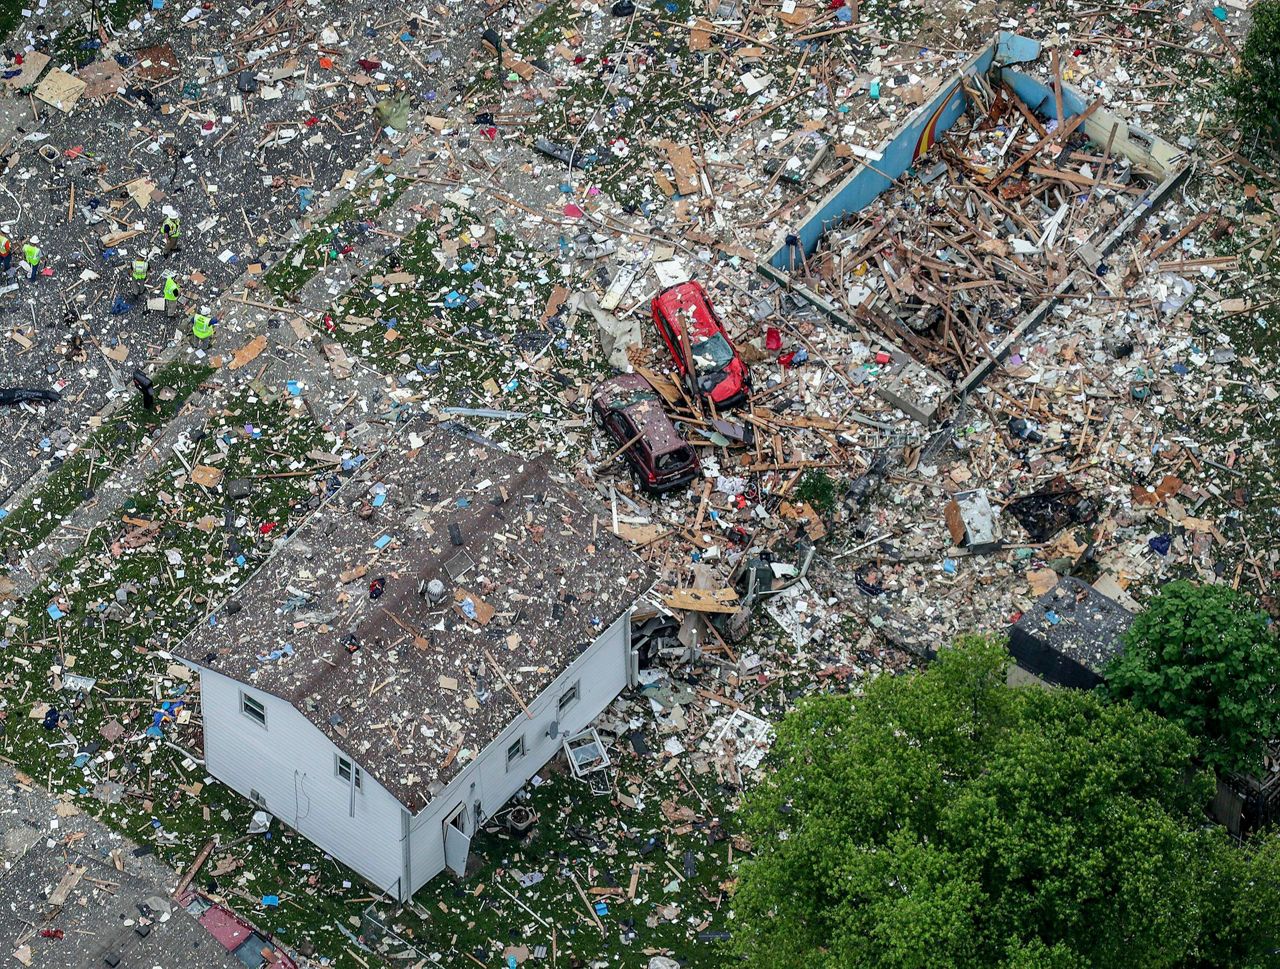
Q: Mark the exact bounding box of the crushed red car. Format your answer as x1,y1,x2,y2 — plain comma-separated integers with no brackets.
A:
592,373,699,493
651,281,751,409
179,890,299,969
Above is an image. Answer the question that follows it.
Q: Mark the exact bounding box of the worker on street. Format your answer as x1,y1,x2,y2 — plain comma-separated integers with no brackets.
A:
22,238,41,281
162,214,182,256
191,312,216,350
162,273,180,317
0,230,12,275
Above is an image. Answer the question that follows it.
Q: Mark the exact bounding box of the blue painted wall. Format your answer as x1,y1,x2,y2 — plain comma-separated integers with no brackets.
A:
769,32,1083,269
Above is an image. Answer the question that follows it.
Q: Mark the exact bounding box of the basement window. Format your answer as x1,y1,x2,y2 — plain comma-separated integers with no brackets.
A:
241,692,267,728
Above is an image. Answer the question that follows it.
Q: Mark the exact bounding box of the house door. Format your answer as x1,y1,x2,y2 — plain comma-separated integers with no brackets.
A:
443,803,471,877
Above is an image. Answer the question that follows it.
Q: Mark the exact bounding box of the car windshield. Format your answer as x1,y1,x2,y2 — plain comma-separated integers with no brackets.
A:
690,333,733,373
655,447,693,471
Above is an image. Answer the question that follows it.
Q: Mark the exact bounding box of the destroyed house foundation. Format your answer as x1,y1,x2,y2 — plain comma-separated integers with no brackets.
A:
758,31,1189,425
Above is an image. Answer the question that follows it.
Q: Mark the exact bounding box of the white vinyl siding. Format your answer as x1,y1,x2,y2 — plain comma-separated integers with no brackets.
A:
197,669,405,894
406,609,632,899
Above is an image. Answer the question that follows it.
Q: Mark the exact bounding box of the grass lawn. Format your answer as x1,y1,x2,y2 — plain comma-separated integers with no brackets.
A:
263,169,411,300
0,362,213,558
324,216,612,460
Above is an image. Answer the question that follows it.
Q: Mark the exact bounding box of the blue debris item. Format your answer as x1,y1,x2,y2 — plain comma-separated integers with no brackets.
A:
1212,4,1227,17
943,558,957,575
373,534,392,549
287,380,301,396
460,598,478,620
836,5,852,20
371,493,386,507
444,290,466,308
460,261,478,273
1045,609,1060,626
297,187,314,211
262,895,280,907
1149,534,1172,556
594,901,609,916
42,708,60,731
73,754,90,768
47,604,65,621
111,295,131,314
869,80,881,98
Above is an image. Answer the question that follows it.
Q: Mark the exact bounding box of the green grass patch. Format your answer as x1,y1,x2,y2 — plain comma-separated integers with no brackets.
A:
0,388,381,964
0,362,213,557
263,169,410,300
325,218,611,458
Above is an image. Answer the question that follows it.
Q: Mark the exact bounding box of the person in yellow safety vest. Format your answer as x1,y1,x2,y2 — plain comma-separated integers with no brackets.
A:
129,257,149,300
22,240,40,281
162,274,180,317
191,313,215,350
162,216,181,256
0,232,11,275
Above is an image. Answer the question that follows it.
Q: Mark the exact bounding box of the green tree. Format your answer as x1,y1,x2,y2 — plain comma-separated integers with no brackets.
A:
1225,0,1280,150
1106,580,1280,777
731,636,1280,969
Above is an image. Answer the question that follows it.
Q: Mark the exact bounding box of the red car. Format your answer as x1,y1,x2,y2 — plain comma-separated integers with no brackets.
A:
651,281,751,409
592,373,699,493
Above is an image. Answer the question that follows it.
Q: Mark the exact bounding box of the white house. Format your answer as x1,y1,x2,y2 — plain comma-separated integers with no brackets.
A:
177,431,651,900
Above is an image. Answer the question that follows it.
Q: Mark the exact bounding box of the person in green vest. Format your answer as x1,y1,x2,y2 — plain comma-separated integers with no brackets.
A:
191,312,215,350
129,256,149,300
162,273,180,317
161,215,182,256
22,238,41,281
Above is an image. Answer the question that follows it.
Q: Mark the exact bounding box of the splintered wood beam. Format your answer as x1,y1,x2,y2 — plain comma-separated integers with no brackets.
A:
483,646,533,719
989,97,1103,188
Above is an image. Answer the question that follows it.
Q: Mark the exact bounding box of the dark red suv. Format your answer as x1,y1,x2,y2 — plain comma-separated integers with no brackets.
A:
591,374,699,493
651,281,750,409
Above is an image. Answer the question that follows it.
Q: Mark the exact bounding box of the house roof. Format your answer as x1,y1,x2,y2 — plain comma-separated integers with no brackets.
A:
177,429,652,813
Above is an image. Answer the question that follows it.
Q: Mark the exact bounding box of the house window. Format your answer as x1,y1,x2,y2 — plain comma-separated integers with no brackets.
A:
506,735,526,770
558,681,581,717
336,755,363,791
241,692,266,727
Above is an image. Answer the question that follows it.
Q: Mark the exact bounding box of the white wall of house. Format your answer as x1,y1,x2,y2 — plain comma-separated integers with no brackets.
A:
402,610,633,898
191,608,635,902
197,668,407,895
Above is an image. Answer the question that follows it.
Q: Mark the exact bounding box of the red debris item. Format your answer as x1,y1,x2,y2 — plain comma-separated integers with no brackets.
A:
14,53,22,65
357,58,381,72
1009,611,1023,624
305,116,319,127
736,495,748,510
479,126,498,140
318,55,334,69
874,350,892,364
765,326,782,351
40,929,64,939
779,350,798,368
827,0,845,8
259,522,276,535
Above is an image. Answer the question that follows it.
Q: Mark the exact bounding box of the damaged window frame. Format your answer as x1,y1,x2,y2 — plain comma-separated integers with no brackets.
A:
557,680,581,717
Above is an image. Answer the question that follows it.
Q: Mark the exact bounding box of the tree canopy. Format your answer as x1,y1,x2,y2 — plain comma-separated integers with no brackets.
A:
1225,0,1280,151
1106,580,1280,777
731,635,1280,969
